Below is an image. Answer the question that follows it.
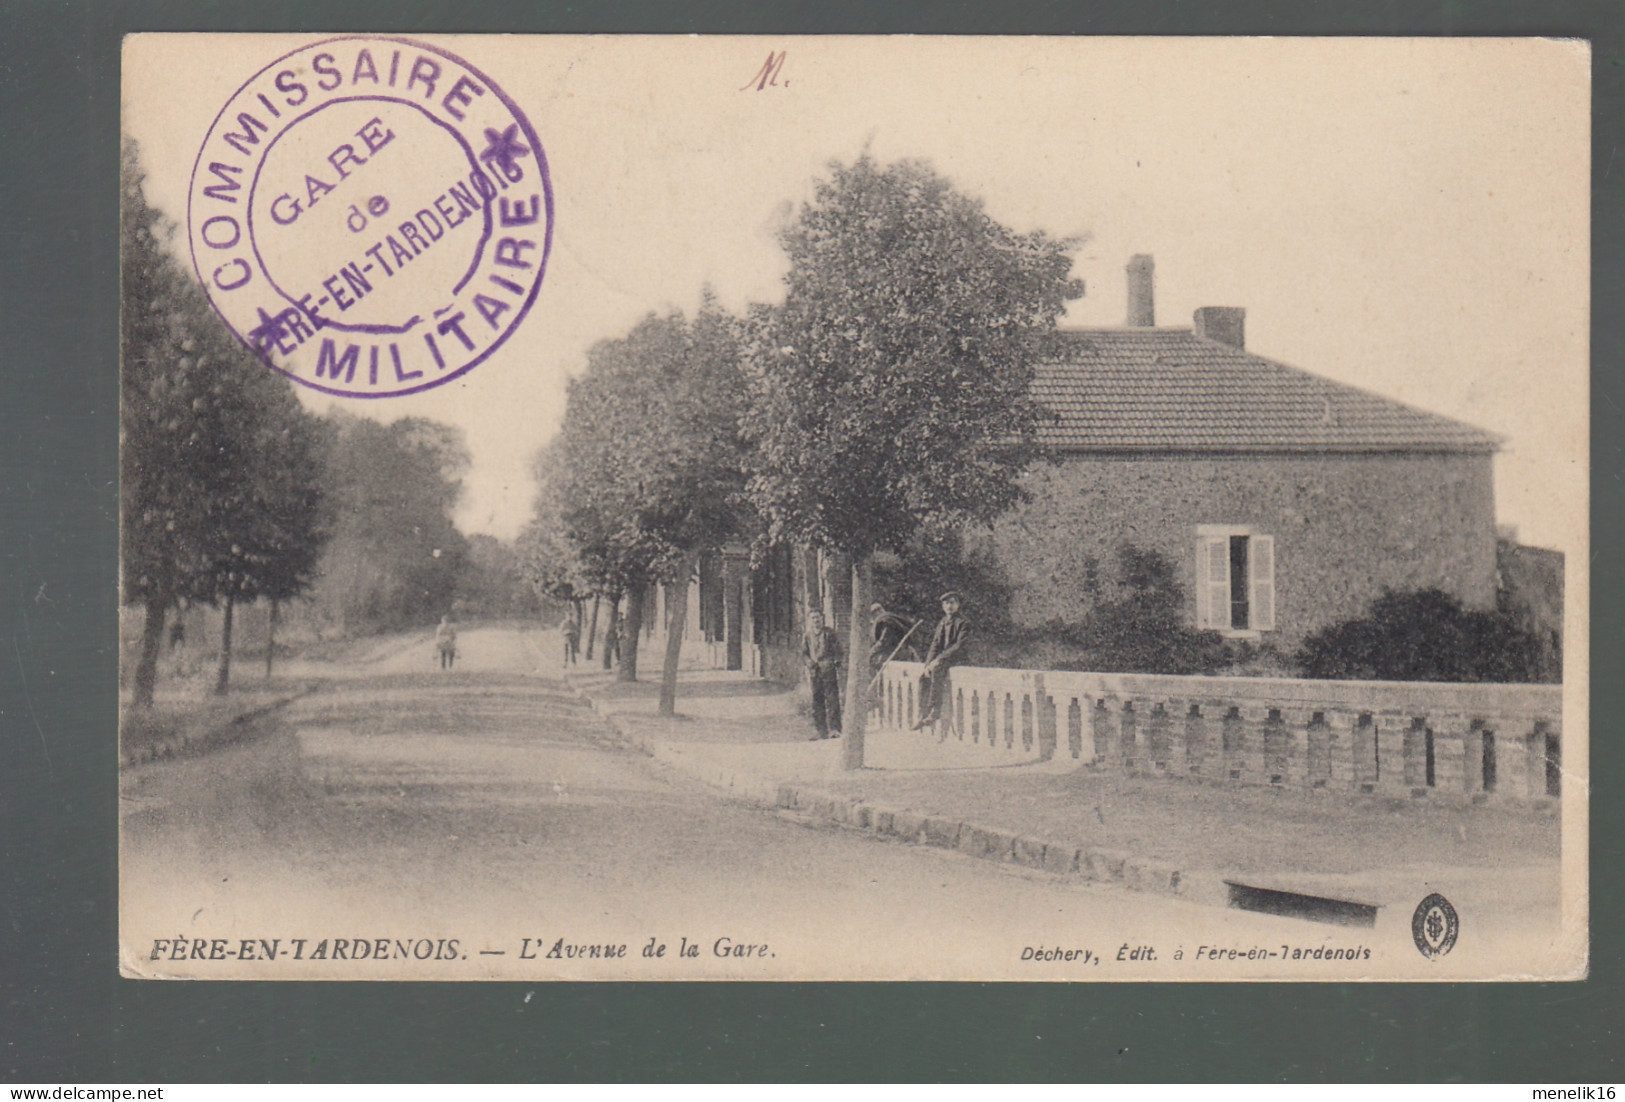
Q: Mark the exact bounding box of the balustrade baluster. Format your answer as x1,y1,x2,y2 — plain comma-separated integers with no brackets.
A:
1373,715,1410,796
1235,705,1269,785
1325,712,1356,790
1093,698,1115,766
1262,707,1288,784
1280,707,1315,788
1430,714,1470,798
1038,692,1057,761
1164,698,1188,777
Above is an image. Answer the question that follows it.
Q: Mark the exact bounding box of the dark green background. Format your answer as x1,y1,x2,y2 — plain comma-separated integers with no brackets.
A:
2,0,1619,1082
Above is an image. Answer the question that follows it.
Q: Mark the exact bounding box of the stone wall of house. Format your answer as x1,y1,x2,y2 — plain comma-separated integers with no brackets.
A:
982,451,1498,650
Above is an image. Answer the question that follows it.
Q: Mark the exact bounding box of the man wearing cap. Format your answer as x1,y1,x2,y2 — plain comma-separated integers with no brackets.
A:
914,591,970,730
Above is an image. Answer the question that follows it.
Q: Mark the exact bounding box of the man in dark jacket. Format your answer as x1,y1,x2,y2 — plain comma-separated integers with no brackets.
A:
914,592,970,730
801,609,844,740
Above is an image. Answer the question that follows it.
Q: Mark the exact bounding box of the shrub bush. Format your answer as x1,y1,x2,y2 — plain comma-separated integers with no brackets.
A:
1049,546,1225,674
875,526,1013,638
976,545,1289,676
1296,587,1547,682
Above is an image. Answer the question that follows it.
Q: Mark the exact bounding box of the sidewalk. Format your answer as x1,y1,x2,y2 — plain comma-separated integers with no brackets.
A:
119,681,316,765
119,632,428,766
564,663,1563,924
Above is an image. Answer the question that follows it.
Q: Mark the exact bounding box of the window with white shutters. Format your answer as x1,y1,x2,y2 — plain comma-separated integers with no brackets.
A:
1195,527,1275,633
1249,534,1275,631
1195,536,1229,629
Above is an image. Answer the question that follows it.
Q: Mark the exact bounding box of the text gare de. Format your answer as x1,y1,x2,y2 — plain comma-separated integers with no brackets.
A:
263,116,398,228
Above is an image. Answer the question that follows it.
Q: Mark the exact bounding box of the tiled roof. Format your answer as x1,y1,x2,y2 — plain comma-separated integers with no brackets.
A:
1032,329,1501,453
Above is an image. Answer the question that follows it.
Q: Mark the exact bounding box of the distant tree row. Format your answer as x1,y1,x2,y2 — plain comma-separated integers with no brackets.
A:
122,143,518,706
312,413,470,634
122,142,328,706
522,295,749,717
522,155,1084,767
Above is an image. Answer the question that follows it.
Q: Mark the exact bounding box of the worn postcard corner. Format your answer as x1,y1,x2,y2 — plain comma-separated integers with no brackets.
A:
119,33,1587,981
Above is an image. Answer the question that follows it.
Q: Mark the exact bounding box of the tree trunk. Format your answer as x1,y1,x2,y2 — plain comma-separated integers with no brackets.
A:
214,593,235,696
801,546,821,620
603,591,621,671
133,600,167,708
841,552,874,771
658,549,701,717
584,594,600,660
617,585,645,682
265,598,279,680
723,555,744,672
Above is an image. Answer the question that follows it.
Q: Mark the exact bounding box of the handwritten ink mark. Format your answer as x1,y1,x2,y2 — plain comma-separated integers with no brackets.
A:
741,50,788,92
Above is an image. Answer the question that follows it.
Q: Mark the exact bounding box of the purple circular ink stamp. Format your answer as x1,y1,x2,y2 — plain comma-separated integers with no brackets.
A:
187,36,553,398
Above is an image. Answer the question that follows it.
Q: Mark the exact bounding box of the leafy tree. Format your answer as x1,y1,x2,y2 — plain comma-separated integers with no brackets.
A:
121,141,327,702
459,533,541,620
258,415,330,680
519,470,596,622
207,379,328,692
743,155,1083,766
174,309,329,693
546,300,748,701
123,141,209,704
642,298,749,715
1296,588,1545,683
536,414,665,683
309,414,469,633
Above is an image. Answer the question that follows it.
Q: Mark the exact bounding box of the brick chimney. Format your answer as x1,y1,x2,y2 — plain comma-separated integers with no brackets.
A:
1126,254,1155,327
1193,306,1245,349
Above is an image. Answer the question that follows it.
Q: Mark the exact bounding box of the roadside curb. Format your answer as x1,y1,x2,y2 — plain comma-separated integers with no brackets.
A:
560,672,786,806
774,781,1232,907
559,669,1234,908
119,686,316,768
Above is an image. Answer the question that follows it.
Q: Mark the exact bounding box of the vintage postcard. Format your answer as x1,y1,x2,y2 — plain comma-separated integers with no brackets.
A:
119,34,1588,980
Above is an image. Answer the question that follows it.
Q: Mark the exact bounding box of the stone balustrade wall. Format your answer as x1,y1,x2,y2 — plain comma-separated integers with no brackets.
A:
876,661,1563,804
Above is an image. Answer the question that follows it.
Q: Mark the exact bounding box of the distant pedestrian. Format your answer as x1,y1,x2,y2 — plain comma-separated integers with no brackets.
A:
435,615,458,670
914,591,969,731
800,609,844,740
561,614,581,666
869,600,921,672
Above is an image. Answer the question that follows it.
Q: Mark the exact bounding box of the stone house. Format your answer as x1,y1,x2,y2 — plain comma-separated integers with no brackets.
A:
694,255,1512,678
984,255,1504,652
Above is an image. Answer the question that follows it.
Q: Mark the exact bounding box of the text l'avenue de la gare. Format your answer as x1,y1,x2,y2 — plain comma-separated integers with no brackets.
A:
145,935,1377,968
143,935,773,965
